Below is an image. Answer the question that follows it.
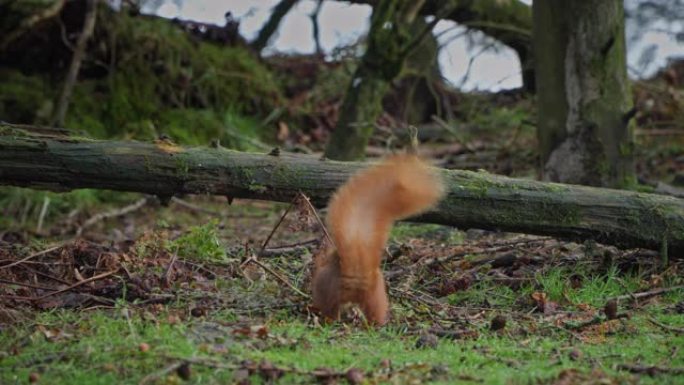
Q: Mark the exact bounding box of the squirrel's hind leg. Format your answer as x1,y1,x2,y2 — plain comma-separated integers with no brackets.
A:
360,271,389,326
312,263,341,322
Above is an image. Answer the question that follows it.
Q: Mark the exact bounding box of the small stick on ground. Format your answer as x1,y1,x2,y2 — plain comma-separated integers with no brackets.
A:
31,269,119,301
0,243,65,270
548,324,584,342
0,278,57,291
139,361,184,385
609,286,684,303
617,364,684,375
76,197,149,236
260,238,320,257
244,255,309,299
260,244,317,257
17,264,71,285
647,316,684,334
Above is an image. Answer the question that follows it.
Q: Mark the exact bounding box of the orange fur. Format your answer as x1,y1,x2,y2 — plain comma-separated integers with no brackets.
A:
312,154,445,325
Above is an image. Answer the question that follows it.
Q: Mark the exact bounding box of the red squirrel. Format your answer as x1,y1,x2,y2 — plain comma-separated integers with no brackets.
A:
312,154,445,325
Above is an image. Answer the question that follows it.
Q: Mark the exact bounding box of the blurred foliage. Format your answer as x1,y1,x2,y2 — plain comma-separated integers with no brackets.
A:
0,2,281,150
626,0,684,41
0,187,140,230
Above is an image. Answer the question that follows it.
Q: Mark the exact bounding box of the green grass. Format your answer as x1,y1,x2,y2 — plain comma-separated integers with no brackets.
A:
533,265,644,307
2,198,683,384
2,303,683,385
167,220,228,263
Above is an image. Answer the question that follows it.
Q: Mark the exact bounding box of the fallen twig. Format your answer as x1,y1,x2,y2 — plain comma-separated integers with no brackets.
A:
259,238,320,257
139,361,184,385
617,364,684,375
6,269,120,302
609,286,684,303
37,268,119,300
243,255,309,299
0,278,56,291
647,316,684,334
419,237,552,268
76,197,149,236
0,243,65,270
17,264,71,285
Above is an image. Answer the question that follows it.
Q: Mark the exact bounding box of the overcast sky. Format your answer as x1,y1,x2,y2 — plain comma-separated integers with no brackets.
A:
150,0,683,91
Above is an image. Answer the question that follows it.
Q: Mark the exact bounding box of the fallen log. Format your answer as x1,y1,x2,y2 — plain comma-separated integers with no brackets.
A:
0,124,683,256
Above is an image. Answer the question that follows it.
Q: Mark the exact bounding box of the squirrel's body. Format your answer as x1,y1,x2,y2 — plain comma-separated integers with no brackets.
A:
312,154,444,325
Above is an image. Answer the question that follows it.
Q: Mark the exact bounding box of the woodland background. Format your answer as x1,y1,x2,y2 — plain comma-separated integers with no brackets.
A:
0,0,683,384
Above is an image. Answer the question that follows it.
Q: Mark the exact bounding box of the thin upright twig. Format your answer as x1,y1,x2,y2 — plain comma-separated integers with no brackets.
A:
297,191,334,247
164,252,178,285
259,196,298,254
36,196,50,234
52,0,98,126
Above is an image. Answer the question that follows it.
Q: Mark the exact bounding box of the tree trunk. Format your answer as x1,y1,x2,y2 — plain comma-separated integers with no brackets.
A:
1,125,683,256
534,0,635,188
384,18,444,124
251,0,300,53
324,0,430,160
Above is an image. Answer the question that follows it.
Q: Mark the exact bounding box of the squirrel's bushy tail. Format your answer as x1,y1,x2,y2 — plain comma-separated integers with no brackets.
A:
326,154,445,282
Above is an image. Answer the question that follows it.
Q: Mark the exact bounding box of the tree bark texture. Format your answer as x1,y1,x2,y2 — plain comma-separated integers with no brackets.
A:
324,0,429,161
1,126,682,257
534,0,635,188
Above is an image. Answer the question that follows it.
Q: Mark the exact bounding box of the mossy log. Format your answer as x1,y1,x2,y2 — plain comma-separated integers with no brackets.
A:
0,126,683,256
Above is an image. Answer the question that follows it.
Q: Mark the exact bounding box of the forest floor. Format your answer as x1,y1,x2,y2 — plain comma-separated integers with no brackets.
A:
1,5,684,382
1,73,684,385
1,175,683,385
